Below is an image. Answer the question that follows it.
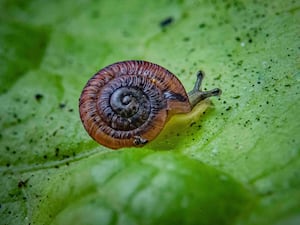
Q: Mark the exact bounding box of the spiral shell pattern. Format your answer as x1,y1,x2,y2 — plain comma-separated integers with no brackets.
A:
79,60,191,149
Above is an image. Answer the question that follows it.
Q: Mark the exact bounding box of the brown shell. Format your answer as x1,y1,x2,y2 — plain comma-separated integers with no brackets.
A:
79,60,191,149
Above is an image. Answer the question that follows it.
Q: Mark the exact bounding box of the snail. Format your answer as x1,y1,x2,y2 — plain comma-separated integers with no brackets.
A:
79,60,221,149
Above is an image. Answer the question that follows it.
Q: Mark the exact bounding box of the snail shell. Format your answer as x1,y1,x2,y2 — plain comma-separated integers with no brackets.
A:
79,60,221,149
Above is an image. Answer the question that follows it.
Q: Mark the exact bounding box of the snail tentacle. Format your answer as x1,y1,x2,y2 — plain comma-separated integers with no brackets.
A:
188,71,222,108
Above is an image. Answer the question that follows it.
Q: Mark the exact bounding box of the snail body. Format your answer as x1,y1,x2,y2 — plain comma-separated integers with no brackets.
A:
79,60,221,149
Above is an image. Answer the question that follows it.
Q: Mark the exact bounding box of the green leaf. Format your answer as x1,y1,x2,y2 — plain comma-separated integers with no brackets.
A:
34,151,253,225
0,0,299,225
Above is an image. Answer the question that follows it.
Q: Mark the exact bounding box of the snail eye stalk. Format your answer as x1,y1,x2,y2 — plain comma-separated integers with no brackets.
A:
188,71,222,108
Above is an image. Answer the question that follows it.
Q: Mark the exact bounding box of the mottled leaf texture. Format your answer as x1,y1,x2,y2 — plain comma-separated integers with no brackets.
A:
0,0,299,225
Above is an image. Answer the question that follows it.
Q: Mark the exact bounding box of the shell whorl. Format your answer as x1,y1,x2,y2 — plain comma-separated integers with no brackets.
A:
79,60,191,149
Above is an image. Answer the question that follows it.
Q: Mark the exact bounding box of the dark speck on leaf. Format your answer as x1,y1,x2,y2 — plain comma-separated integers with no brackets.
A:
55,148,60,157
226,106,232,111
62,154,70,159
160,16,174,28
199,23,206,28
35,93,44,102
237,60,243,66
18,179,29,188
59,103,66,109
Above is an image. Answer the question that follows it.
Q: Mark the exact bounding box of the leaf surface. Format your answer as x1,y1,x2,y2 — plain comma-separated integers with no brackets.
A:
0,0,299,225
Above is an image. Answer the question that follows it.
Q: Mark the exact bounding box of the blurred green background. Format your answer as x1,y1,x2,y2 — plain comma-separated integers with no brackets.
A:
0,0,299,224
